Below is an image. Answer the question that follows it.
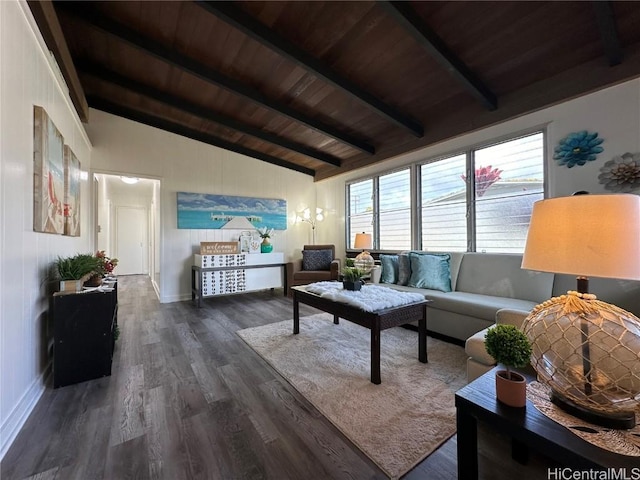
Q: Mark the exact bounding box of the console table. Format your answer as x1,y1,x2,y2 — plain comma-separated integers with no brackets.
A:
191,252,286,307
455,367,638,479
52,282,118,388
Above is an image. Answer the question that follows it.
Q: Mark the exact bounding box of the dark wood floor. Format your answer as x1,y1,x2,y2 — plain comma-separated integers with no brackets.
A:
1,276,556,479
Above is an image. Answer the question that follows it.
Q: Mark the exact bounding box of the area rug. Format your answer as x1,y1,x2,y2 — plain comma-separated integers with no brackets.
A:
236,313,468,479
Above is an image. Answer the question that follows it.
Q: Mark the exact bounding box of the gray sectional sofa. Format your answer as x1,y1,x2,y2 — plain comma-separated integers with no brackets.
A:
376,251,640,382
379,252,553,341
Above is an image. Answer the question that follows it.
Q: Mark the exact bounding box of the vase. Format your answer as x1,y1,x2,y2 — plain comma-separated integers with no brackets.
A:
83,274,103,287
260,238,273,253
495,370,527,408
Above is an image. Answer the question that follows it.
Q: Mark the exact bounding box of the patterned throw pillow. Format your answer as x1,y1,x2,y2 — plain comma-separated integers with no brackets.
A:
407,253,452,292
302,249,333,271
379,254,399,284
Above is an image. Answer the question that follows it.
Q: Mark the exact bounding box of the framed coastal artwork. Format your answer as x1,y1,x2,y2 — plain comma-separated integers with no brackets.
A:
63,145,81,236
33,106,65,234
177,192,287,230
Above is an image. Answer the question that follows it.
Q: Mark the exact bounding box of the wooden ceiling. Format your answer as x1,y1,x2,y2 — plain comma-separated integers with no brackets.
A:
29,1,640,180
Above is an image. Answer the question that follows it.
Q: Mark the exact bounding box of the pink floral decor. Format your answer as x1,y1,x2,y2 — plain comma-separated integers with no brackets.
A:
95,250,118,276
461,165,503,197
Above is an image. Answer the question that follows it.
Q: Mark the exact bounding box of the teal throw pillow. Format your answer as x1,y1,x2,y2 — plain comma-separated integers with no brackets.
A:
397,253,411,286
379,254,398,284
408,253,452,292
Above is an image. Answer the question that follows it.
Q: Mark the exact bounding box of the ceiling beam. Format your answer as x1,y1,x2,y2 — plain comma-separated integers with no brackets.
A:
78,61,342,167
592,1,623,66
88,97,316,176
196,1,424,138
27,0,89,121
55,3,375,156
379,1,497,111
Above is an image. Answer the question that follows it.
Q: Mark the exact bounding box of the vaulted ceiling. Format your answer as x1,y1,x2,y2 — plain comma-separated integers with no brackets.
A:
29,1,640,180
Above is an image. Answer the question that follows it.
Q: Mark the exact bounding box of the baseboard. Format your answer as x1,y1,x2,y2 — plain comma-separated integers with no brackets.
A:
0,364,50,461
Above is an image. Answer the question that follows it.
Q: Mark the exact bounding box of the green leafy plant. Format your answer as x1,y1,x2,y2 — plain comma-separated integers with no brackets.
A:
342,266,364,282
55,253,102,280
484,324,532,380
345,258,355,268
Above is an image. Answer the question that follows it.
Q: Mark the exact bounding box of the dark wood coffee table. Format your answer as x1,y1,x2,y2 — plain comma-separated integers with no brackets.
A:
455,367,639,479
291,284,429,384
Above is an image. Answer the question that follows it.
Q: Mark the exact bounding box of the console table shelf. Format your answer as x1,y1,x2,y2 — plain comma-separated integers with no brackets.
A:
191,252,286,307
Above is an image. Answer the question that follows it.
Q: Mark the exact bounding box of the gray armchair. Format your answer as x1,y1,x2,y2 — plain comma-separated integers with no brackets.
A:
286,244,340,297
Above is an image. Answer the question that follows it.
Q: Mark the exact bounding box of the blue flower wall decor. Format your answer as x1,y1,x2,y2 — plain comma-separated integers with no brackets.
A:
553,131,604,168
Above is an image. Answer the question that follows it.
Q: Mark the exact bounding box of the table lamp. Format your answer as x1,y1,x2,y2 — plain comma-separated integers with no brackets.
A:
521,193,640,428
353,232,375,274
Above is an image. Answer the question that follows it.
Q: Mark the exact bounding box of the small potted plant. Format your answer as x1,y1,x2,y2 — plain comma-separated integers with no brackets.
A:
256,227,274,253
484,324,532,408
342,265,365,291
55,253,102,292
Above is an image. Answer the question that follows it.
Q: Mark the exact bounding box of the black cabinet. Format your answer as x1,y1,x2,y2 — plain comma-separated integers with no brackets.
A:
52,284,117,388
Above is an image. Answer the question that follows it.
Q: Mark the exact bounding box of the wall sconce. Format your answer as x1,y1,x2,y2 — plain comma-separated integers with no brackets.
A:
296,207,324,244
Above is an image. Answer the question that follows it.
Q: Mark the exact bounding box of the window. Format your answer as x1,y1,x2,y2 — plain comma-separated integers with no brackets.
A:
379,170,411,250
347,179,373,249
420,154,467,252
473,133,544,253
346,131,545,253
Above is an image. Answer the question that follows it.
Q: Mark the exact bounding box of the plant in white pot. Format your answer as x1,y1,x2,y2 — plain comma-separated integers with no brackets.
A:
484,324,532,408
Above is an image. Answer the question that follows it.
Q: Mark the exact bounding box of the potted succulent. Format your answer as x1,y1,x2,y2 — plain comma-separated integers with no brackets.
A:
55,253,102,292
484,324,532,408
342,265,365,291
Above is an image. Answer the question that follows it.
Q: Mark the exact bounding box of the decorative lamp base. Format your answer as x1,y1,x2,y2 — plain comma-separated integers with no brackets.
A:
550,390,636,429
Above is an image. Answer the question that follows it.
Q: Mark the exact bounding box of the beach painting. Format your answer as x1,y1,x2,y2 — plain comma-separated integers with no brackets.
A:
33,106,65,234
177,192,287,230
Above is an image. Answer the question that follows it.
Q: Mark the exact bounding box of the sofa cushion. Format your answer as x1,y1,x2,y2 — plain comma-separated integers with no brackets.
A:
407,252,452,292
379,254,399,284
434,292,537,321
302,249,332,271
465,328,495,366
455,253,553,303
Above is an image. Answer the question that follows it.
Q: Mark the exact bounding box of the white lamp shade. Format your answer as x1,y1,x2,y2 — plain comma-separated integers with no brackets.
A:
522,194,640,281
354,232,373,250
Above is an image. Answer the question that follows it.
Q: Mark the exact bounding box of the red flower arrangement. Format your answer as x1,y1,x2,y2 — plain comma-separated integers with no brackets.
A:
95,250,118,276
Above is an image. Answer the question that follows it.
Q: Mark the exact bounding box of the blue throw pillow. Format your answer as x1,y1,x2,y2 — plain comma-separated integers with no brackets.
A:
302,249,333,271
397,253,411,286
407,253,452,292
379,254,398,284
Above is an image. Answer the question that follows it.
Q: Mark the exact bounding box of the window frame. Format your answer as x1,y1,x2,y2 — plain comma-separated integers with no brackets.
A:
346,127,548,254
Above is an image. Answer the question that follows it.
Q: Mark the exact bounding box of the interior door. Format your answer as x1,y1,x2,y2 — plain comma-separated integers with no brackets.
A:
115,206,147,275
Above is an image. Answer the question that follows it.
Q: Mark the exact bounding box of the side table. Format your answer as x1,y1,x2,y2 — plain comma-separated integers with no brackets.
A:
455,367,638,479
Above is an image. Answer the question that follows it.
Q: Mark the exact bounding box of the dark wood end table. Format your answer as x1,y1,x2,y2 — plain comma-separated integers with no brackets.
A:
455,367,638,479
291,284,429,384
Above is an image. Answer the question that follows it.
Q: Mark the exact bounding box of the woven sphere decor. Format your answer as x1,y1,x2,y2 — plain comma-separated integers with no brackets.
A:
522,291,640,425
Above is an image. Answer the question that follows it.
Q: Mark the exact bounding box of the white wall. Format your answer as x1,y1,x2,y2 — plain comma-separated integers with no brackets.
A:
0,1,92,458
315,79,640,257
86,110,318,303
